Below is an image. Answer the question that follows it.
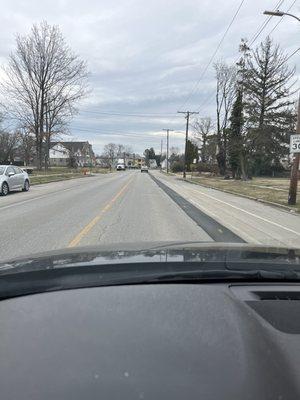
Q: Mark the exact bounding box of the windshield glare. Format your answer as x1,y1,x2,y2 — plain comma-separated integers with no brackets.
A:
0,167,5,175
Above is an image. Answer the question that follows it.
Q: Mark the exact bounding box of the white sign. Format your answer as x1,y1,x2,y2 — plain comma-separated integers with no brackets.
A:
290,134,300,153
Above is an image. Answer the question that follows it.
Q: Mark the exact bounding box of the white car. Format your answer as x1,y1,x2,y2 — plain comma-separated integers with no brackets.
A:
116,164,125,171
0,165,30,196
141,165,149,173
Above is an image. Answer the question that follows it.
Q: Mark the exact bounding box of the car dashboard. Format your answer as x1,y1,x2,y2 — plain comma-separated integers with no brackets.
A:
0,282,299,399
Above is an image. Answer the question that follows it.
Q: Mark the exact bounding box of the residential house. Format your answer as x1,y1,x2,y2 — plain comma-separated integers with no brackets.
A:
50,141,95,167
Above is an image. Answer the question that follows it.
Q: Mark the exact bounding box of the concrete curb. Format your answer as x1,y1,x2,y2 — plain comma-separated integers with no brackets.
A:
180,178,299,215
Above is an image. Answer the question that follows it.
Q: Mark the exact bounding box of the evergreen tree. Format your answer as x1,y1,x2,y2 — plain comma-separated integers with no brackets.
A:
243,37,296,175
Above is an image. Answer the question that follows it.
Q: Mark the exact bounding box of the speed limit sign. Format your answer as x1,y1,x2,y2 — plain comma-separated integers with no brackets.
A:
290,135,300,153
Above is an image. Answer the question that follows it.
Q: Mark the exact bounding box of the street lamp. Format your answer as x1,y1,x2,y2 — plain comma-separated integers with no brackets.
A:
263,9,300,205
263,10,300,22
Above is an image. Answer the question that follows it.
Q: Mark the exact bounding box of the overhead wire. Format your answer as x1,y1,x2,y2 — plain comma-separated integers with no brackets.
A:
268,0,297,35
248,0,285,46
195,0,298,118
176,0,246,111
79,110,180,118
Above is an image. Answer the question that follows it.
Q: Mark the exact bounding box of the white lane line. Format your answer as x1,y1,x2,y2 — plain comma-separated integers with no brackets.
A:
189,198,261,244
0,174,128,211
184,186,300,237
156,176,300,237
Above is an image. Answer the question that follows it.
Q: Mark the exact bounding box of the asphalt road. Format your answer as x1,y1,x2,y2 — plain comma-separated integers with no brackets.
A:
1,169,300,261
0,170,211,260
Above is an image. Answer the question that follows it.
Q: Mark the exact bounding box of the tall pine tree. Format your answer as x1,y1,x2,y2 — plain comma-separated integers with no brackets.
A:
243,37,296,175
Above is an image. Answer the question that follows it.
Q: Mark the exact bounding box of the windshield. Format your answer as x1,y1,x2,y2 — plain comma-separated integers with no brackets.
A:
0,2,299,266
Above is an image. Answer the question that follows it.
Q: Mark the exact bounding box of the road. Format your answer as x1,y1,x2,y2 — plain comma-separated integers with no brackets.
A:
1,169,300,261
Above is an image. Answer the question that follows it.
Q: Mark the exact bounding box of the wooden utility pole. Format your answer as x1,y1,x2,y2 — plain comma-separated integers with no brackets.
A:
288,94,300,205
160,139,163,171
163,129,174,173
178,111,199,178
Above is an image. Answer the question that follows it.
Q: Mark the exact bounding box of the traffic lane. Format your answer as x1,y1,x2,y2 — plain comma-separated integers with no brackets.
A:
0,171,133,260
78,170,212,247
0,172,121,210
152,171,300,247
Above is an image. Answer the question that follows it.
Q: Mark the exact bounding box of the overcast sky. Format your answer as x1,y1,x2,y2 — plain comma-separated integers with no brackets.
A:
1,0,299,155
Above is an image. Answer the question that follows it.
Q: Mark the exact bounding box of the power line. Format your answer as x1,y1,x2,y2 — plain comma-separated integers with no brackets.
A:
268,0,297,35
196,0,294,116
71,125,185,138
79,110,180,118
249,0,285,45
177,0,246,111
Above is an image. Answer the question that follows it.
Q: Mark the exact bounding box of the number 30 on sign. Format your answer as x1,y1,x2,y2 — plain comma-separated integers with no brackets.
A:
290,135,300,153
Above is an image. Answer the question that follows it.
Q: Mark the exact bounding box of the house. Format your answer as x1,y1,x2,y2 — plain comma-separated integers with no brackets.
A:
125,154,144,168
149,158,157,169
49,141,95,167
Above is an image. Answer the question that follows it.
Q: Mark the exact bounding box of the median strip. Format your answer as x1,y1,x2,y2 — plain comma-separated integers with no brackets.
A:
68,178,133,248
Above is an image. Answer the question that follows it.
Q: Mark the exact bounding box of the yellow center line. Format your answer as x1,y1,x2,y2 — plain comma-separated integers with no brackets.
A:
68,177,133,248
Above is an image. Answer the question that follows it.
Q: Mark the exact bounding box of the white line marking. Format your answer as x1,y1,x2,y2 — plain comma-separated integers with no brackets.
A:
186,186,300,237
189,198,261,244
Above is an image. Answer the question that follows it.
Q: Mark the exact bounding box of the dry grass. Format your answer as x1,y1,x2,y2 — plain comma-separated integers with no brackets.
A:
30,173,88,185
186,175,300,213
31,167,110,175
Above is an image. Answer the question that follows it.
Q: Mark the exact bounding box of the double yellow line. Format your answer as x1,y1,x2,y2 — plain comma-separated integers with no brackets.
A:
68,177,133,248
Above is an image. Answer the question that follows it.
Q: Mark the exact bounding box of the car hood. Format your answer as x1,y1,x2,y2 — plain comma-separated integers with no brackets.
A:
1,241,300,274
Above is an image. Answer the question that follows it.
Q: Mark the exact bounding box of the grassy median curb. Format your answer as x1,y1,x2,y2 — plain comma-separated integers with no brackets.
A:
181,175,300,214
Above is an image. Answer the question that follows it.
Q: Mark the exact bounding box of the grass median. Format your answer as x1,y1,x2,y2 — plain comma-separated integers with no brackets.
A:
185,174,300,213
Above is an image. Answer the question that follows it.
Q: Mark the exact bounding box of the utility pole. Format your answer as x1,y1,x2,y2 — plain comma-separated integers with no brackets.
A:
160,139,163,171
178,111,199,178
163,129,174,173
288,94,300,205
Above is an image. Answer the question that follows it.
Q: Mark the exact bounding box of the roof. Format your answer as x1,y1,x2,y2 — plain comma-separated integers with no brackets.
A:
51,141,94,154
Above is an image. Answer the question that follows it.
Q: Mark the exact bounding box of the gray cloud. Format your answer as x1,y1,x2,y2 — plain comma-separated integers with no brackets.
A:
1,0,299,154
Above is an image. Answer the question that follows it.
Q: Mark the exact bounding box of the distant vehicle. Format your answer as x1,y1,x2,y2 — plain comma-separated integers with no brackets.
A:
141,165,149,173
0,165,30,196
116,164,125,171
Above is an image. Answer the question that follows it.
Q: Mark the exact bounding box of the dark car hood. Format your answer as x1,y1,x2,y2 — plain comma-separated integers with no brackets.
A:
1,241,300,274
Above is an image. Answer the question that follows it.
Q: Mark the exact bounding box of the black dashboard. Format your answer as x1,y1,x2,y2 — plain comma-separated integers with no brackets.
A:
0,282,299,399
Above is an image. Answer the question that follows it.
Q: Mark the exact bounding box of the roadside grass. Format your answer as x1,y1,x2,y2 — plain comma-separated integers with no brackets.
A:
185,174,300,213
30,167,110,175
30,173,89,185
29,167,111,185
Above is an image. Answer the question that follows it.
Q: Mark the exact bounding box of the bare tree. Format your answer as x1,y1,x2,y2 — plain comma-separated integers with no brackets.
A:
193,117,213,163
0,131,20,163
17,128,36,166
214,62,236,175
102,143,119,171
1,21,88,170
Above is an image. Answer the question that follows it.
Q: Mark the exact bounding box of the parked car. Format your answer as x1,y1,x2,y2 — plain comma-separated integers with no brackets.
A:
0,165,30,196
141,165,149,173
116,164,125,171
